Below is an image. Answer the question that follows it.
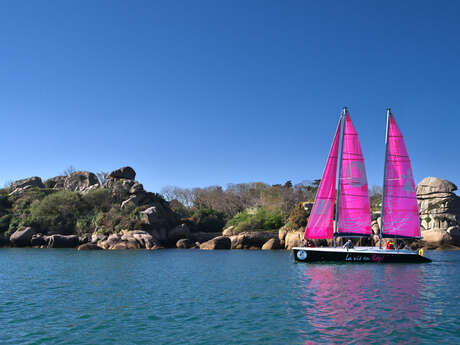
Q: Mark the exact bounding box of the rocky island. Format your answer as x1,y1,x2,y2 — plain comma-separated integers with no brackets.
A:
0,166,459,251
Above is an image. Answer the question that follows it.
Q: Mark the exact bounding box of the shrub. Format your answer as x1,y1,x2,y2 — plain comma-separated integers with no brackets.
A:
28,190,87,234
169,199,191,218
93,206,143,234
287,202,309,229
82,188,112,212
44,179,56,189
190,208,225,233
0,193,11,211
11,188,55,212
0,214,11,234
227,208,286,234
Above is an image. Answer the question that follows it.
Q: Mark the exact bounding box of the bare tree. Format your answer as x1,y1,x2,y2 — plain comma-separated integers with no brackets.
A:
3,179,13,189
160,178,321,220
63,165,77,176
161,186,195,207
370,185,383,196
369,185,383,211
96,171,108,185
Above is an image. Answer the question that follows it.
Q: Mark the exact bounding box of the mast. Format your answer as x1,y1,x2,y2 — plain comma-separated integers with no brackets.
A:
333,107,347,247
379,108,391,249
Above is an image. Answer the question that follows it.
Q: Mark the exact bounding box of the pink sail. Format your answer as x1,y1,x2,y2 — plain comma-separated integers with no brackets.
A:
382,113,420,238
337,113,372,236
304,119,341,239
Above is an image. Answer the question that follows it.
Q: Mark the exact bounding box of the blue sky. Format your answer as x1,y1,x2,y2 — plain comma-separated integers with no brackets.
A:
1,0,459,192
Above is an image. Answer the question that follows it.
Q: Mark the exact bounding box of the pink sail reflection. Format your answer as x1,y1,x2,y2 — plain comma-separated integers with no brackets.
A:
300,265,424,344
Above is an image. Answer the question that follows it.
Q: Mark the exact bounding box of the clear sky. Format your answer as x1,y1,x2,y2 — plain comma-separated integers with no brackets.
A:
1,0,459,192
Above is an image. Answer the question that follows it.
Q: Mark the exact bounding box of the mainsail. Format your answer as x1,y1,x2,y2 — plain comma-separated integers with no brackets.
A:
337,113,372,237
304,119,341,239
381,111,420,238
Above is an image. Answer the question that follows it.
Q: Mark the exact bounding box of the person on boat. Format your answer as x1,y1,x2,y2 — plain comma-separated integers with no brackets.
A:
396,241,410,250
386,240,395,250
343,239,354,249
306,239,315,248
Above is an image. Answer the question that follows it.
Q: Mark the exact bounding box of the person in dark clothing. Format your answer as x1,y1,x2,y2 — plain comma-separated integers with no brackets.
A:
343,239,354,249
306,239,315,247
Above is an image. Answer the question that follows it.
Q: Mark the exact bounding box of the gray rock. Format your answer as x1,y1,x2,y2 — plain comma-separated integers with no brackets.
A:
98,233,121,249
200,236,231,250
64,171,100,192
78,233,92,244
261,238,281,250
82,184,100,194
447,226,460,246
78,243,103,250
417,177,460,240
420,229,455,249
140,206,161,225
129,182,144,194
176,238,194,249
371,220,380,235
189,232,222,243
9,177,45,197
417,177,457,195
10,227,37,246
91,233,107,243
278,227,288,242
47,235,80,248
108,166,136,180
222,226,235,236
104,178,135,202
11,176,44,190
132,231,154,248
44,176,66,189
168,224,190,244
229,231,276,249
116,230,157,249
284,231,304,250
31,233,48,247
120,195,142,209
109,240,140,250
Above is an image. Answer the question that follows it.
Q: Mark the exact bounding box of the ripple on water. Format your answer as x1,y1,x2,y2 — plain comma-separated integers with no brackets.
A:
0,249,459,344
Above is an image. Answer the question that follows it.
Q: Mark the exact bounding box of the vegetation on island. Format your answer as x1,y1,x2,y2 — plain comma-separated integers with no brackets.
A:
0,165,385,243
162,179,383,233
0,187,148,237
161,180,320,233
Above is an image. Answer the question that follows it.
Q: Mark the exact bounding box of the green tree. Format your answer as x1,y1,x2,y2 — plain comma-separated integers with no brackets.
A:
28,190,88,234
287,202,309,229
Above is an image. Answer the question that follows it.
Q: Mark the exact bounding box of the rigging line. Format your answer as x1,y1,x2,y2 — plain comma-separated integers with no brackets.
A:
384,195,417,200
388,153,409,157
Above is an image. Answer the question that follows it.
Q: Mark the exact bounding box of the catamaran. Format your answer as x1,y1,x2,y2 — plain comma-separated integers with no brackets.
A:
293,108,430,263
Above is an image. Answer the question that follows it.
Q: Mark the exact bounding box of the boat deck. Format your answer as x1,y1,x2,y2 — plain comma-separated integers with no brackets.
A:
292,246,418,255
292,246,431,263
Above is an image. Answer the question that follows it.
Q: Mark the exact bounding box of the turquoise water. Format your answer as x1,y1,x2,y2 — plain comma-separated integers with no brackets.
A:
0,249,459,345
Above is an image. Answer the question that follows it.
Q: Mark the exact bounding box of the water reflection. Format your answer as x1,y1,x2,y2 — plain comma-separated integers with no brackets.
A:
298,264,427,344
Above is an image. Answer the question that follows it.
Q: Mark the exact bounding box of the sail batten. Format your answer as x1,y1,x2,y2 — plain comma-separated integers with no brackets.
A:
304,118,341,239
337,113,372,237
381,113,420,239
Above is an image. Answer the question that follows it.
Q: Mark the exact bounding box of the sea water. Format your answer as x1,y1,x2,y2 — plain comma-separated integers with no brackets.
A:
0,249,459,345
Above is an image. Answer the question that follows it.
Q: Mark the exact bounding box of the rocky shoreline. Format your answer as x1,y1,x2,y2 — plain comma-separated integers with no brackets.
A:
1,167,459,251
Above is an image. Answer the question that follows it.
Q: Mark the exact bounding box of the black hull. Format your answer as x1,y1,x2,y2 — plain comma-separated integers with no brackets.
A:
292,247,431,263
